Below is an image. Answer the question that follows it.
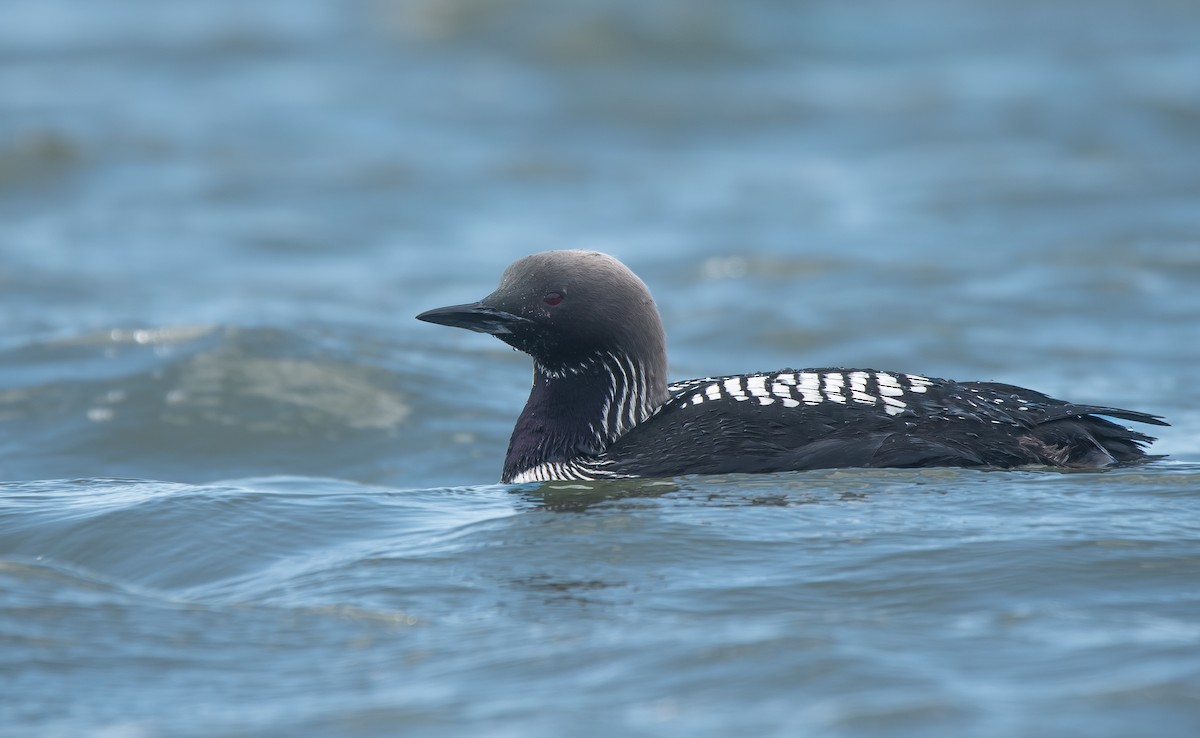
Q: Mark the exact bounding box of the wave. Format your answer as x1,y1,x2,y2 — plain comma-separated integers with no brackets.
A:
0,476,519,604
0,325,514,486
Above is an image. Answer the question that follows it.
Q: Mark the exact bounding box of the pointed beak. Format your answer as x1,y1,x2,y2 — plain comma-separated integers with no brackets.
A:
415,302,532,336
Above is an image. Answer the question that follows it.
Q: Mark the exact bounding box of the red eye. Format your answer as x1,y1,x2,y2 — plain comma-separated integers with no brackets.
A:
543,291,564,306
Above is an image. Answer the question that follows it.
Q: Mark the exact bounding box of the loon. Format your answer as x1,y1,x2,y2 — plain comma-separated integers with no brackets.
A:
417,250,1166,483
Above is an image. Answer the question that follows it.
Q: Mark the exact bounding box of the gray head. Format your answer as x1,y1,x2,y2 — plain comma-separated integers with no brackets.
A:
417,250,668,381
419,251,671,478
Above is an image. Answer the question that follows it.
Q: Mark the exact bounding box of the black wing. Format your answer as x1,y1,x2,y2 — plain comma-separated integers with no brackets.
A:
601,368,1166,477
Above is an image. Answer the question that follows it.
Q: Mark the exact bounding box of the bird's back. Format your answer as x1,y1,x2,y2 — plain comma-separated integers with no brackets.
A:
600,368,1165,477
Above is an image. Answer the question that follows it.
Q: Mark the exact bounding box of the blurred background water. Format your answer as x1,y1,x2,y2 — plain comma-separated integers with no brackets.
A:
1,1,1199,736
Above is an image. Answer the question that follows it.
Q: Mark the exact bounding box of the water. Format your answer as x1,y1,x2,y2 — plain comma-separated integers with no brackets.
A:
4,472,1199,737
2,0,1199,736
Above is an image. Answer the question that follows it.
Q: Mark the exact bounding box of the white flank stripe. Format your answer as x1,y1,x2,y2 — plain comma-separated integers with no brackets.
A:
906,374,931,393
781,397,800,408
798,372,823,404
849,371,870,394
705,383,722,401
724,377,745,397
691,393,704,405
746,375,768,398
823,373,846,403
875,372,904,396
775,373,797,385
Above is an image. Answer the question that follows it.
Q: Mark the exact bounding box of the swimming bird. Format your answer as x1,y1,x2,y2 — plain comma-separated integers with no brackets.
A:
416,250,1166,483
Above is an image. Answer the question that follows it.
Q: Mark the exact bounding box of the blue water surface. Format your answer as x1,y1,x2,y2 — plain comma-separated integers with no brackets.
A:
2,1,1199,736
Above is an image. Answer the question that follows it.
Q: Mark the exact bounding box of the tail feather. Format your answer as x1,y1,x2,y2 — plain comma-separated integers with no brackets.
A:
1052,405,1169,427
1026,415,1162,467
962,381,1168,428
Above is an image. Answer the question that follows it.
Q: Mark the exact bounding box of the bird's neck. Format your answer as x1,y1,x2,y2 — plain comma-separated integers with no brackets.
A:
502,350,668,482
